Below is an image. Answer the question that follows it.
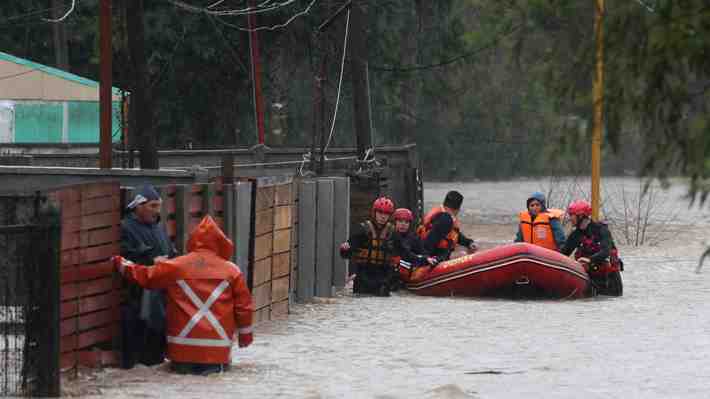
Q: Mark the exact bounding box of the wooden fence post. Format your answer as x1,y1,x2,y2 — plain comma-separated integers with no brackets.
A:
37,203,61,396
174,185,190,254
222,183,235,261
234,181,253,283
315,178,334,297
297,180,316,301
204,183,215,217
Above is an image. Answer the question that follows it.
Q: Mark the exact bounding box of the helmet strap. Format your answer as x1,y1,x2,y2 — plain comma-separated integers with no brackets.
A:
576,216,589,229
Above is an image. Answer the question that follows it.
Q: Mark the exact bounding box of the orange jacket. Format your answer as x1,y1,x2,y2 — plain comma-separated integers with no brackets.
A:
518,208,564,251
120,216,254,365
417,206,460,250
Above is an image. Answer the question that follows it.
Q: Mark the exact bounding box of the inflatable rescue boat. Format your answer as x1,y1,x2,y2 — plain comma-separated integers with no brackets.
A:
399,243,594,299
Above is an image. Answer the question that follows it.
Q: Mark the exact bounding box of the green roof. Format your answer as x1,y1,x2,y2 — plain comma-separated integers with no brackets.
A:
0,51,124,96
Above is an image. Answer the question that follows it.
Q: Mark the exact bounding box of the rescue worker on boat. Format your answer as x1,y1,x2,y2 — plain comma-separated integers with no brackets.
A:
514,191,566,251
417,190,477,263
339,197,396,296
112,215,254,376
561,200,624,295
390,208,437,289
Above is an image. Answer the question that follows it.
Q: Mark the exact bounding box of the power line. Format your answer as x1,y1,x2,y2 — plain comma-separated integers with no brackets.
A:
213,0,318,32
169,0,299,16
208,0,277,10
322,8,351,154
369,23,523,72
0,69,37,81
42,0,77,23
0,0,90,24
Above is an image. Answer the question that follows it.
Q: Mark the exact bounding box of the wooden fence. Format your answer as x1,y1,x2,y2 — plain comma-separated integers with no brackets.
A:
51,182,122,371
295,177,350,301
251,179,294,322
14,173,349,377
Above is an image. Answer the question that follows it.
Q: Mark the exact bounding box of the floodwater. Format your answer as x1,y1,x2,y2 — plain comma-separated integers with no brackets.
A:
70,178,710,399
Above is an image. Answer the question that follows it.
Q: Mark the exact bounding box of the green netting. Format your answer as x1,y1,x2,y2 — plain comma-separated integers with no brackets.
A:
13,101,121,143
14,102,62,142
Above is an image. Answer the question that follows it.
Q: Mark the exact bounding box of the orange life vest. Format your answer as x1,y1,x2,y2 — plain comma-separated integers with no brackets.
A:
417,206,460,250
353,221,393,267
518,209,561,251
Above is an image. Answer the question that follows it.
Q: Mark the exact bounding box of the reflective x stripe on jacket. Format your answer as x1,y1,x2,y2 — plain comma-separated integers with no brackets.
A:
166,280,231,348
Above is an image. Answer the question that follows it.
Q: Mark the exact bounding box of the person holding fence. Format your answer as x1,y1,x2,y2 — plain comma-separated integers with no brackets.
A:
120,185,177,368
514,191,566,251
339,197,396,296
113,215,254,376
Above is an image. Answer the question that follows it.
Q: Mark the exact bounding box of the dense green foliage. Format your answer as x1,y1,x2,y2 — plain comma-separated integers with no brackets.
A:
1,1,709,192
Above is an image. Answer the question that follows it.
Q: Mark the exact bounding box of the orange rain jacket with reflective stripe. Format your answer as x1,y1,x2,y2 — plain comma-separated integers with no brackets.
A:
121,216,254,364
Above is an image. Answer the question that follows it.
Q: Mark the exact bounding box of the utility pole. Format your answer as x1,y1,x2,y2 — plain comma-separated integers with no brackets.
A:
248,0,266,146
99,0,112,169
348,1,372,159
591,0,605,220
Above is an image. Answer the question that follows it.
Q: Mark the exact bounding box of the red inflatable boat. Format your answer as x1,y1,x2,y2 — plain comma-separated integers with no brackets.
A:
399,243,592,299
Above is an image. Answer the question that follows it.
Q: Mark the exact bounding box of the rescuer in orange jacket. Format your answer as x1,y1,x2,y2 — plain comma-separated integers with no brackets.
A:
417,190,477,262
112,215,254,376
514,192,566,251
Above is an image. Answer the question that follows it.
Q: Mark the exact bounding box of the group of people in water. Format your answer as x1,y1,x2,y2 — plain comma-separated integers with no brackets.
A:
340,190,624,296
109,184,624,376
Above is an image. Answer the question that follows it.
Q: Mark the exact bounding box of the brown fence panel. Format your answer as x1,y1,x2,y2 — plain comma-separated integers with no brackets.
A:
52,182,122,370
250,178,294,322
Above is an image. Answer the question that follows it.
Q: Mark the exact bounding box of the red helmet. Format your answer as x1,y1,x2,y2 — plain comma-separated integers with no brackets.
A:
567,200,592,217
372,197,395,215
393,208,413,222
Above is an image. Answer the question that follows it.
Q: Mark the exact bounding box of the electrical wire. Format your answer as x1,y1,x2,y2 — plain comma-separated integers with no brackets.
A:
634,0,655,13
0,1,80,24
42,0,76,22
212,0,317,32
321,8,350,155
369,23,523,72
0,69,37,81
169,0,298,16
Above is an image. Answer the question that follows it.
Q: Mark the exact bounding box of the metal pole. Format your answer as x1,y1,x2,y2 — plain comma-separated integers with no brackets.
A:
99,0,113,169
591,0,604,220
248,1,266,145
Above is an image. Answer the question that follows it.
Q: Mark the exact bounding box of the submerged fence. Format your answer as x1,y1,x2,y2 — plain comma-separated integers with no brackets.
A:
0,194,60,397
0,174,353,396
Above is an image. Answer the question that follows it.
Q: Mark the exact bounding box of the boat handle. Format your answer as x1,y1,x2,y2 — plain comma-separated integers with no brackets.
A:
515,276,530,285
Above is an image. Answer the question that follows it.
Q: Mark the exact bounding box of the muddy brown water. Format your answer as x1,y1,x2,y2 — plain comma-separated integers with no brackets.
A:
67,179,710,398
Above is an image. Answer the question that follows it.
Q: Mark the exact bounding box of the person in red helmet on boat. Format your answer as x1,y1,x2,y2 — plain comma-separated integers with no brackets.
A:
340,197,396,296
515,191,566,251
390,208,437,289
417,190,477,263
561,200,624,296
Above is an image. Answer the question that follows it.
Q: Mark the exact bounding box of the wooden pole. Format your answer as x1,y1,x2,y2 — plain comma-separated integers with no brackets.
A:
248,1,266,145
99,0,112,169
349,2,372,159
591,0,605,220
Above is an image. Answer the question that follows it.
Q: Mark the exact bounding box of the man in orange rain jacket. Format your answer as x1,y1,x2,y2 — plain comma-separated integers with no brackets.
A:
112,215,254,376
